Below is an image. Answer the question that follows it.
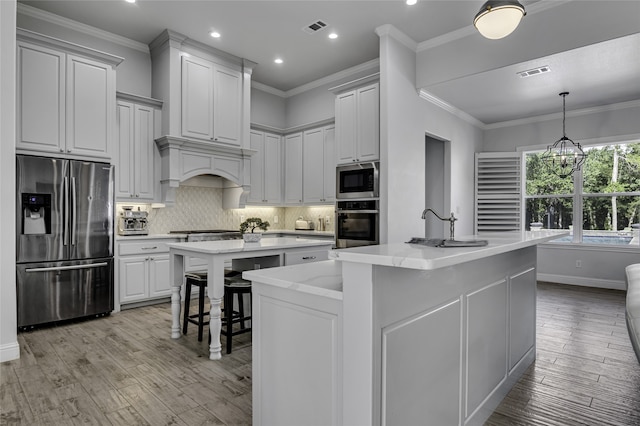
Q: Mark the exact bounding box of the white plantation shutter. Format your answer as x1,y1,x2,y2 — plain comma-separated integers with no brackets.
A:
475,152,522,233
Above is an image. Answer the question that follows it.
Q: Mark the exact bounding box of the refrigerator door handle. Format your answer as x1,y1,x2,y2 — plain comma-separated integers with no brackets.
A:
25,262,109,273
71,176,77,246
63,176,69,246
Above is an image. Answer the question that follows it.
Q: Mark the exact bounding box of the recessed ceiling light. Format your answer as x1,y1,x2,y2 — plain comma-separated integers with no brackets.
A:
210,31,221,38
328,32,338,39
274,58,283,64
406,0,417,5
124,0,136,3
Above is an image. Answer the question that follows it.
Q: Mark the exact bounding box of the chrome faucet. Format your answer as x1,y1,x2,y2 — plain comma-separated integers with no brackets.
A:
421,208,458,240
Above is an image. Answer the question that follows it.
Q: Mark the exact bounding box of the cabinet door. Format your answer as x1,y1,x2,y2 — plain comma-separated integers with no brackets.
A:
149,254,172,298
119,256,148,303
248,130,265,204
182,55,214,140
356,83,380,162
16,42,65,154
115,101,135,198
284,133,303,205
323,126,336,202
263,133,282,203
335,90,357,164
213,65,242,146
134,104,155,200
303,128,325,203
66,54,112,157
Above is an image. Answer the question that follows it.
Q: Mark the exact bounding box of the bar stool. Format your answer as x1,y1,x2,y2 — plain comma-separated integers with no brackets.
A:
220,272,252,354
182,272,209,341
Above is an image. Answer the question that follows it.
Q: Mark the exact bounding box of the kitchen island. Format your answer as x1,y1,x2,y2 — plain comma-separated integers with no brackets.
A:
167,237,333,360
244,231,565,426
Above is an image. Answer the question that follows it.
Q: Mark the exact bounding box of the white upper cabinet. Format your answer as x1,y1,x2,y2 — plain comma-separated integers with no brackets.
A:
284,132,303,205
248,130,282,205
16,32,120,160
181,55,242,146
116,95,161,201
335,82,379,164
303,125,335,204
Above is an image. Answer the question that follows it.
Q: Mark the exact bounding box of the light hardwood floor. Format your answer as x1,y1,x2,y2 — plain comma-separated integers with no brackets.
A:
1,282,638,425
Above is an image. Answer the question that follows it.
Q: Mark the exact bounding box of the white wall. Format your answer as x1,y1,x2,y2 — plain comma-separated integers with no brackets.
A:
0,0,19,363
251,88,286,130
483,103,640,289
379,29,483,244
17,5,152,97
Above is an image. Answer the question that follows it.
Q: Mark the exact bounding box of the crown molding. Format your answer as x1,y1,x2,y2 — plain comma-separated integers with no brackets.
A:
375,24,418,52
418,89,485,128
417,0,573,52
253,58,379,99
17,3,149,53
485,99,640,130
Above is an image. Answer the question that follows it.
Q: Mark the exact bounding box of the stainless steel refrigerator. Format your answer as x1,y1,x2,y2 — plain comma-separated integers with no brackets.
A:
16,155,114,329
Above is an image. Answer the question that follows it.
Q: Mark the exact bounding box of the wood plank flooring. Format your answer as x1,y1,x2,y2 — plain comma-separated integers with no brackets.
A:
1,282,638,425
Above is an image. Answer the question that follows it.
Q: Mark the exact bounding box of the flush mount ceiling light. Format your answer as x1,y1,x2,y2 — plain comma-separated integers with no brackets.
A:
542,92,586,178
406,0,418,5
474,0,526,40
209,31,221,38
274,58,283,64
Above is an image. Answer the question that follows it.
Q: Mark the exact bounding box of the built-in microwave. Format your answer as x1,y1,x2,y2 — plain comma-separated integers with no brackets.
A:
336,162,379,199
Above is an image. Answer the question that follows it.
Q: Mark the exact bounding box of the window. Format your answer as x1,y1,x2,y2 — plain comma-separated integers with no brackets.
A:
525,142,640,246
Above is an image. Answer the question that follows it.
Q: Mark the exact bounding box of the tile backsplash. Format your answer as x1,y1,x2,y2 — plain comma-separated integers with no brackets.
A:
117,186,335,234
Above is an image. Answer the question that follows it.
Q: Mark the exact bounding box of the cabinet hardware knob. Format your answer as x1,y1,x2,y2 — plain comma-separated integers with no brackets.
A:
60,148,64,152
67,149,72,152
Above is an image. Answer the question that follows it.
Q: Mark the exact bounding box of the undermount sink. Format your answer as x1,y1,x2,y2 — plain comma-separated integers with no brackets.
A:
406,237,488,248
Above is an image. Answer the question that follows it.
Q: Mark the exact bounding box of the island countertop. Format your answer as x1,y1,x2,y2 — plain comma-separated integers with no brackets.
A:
166,236,333,254
329,231,567,270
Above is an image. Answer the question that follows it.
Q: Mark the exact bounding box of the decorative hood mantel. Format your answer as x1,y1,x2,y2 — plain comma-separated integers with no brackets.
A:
155,135,256,208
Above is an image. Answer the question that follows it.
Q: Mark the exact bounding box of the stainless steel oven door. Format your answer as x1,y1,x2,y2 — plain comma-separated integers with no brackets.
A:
335,200,379,248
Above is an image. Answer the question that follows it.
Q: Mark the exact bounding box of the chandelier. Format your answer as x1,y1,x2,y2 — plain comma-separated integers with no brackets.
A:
542,92,586,178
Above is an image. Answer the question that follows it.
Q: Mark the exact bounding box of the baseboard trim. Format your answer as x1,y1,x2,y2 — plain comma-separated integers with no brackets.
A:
537,273,626,291
0,341,20,363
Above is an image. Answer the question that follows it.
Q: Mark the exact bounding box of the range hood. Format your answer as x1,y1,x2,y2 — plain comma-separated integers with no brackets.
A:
155,135,256,208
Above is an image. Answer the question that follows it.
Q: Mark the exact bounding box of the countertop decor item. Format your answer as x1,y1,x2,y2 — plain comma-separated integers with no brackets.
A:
240,217,270,242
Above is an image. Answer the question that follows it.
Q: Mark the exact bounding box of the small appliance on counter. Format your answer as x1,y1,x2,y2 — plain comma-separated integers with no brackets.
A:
118,206,149,235
295,216,315,231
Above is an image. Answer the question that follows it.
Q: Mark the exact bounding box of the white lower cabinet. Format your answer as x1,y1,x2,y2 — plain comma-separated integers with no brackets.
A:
117,238,178,305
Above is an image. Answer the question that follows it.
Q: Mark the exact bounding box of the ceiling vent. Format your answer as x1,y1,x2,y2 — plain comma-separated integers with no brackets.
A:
302,20,328,34
517,66,551,78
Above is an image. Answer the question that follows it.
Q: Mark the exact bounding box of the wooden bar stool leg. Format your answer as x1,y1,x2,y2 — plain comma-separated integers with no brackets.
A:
197,285,206,342
182,280,191,335
225,289,233,354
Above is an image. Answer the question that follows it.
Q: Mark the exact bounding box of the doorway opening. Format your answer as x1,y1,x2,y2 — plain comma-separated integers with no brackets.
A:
425,135,450,239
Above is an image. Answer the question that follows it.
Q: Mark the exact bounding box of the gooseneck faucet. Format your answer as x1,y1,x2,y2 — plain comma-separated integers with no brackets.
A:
421,208,458,240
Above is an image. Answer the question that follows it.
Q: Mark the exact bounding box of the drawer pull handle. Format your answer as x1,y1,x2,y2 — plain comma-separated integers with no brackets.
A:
302,256,316,260
141,246,158,250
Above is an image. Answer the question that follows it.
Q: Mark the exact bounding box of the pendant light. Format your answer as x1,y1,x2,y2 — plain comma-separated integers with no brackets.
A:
474,0,526,40
542,92,586,178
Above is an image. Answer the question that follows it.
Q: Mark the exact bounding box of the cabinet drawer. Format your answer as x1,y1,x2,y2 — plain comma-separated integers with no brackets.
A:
284,249,329,266
118,239,179,256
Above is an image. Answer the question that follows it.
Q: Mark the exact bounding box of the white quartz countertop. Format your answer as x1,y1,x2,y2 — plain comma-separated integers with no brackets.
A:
243,260,343,300
329,231,568,271
167,237,333,254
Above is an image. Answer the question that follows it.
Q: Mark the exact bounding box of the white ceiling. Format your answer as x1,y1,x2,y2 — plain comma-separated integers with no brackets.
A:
18,0,640,125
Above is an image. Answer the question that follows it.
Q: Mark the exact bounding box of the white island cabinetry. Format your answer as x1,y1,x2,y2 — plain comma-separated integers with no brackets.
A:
245,231,565,426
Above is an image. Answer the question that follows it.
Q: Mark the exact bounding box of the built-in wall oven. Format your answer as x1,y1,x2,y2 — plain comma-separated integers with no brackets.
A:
335,199,379,248
336,162,379,199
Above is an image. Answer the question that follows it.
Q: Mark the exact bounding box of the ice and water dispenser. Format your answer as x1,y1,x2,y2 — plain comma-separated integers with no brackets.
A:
21,193,51,235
